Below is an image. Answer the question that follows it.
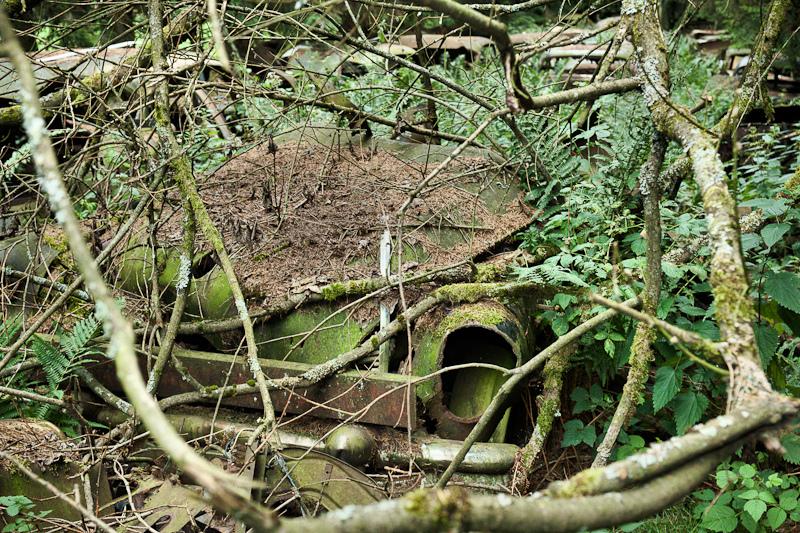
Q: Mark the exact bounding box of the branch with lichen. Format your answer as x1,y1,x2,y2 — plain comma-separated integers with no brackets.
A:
592,133,665,468
278,396,796,533
146,199,196,393
658,0,791,197
630,0,772,409
146,0,277,439
510,344,574,494
0,8,276,532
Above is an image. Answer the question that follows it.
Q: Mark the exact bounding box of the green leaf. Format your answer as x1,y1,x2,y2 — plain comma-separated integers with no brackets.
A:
767,507,787,529
701,504,738,532
694,488,715,501
758,490,776,504
653,366,681,413
604,338,615,357
764,272,800,314
579,423,597,447
562,420,585,447
662,261,685,279
780,434,800,465
672,392,708,435
552,293,575,311
737,489,759,500
552,315,570,336
740,198,788,217
779,489,798,511
4,504,20,517
741,233,762,252
570,388,592,414
739,464,757,479
743,499,766,522
761,223,791,248
754,323,779,368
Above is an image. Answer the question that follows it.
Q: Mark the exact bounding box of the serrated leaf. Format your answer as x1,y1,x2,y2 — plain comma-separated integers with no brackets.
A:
552,293,575,311
672,392,708,434
662,261,685,279
767,507,787,529
737,489,759,500
761,223,791,248
781,434,800,464
701,504,738,532
764,272,800,314
754,323,779,369
551,315,569,336
579,423,597,447
740,197,788,217
653,366,681,413
604,337,615,356
743,499,766,522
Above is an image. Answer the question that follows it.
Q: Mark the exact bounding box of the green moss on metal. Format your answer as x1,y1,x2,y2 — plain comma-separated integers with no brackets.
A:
434,303,506,337
42,230,73,268
254,304,364,365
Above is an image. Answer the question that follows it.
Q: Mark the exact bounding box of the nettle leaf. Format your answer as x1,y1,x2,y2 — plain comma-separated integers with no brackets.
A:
701,504,738,532
739,464,757,479
761,222,791,248
672,391,708,434
780,433,800,465
552,293,575,311
754,323,779,369
764,272,800,314
589,383,604,405
653,366,681,413
740,197,788,217
743,499,767,522
562,420,584,447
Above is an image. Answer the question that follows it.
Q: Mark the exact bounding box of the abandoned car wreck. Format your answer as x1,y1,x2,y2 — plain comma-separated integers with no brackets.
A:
1,0,800,531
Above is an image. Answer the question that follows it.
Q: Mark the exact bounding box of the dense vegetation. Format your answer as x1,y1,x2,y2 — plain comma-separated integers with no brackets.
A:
0,0,799,531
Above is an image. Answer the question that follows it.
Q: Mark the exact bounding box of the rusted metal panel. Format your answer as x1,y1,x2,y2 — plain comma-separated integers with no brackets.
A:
89,347,416,429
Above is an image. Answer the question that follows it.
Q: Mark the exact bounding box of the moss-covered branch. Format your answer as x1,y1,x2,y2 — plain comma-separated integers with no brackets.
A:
0,8,275,532
510,345,573,494
592,133,665,467
630,0,772,407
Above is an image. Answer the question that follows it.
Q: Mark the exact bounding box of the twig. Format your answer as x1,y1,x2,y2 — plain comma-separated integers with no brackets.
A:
436,296,640,488
0,452,116,533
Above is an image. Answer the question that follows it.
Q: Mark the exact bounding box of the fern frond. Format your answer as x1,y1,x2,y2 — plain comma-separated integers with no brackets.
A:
0,314,23,347
61,315,100,359
29,335,70,391
515,263,589,288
